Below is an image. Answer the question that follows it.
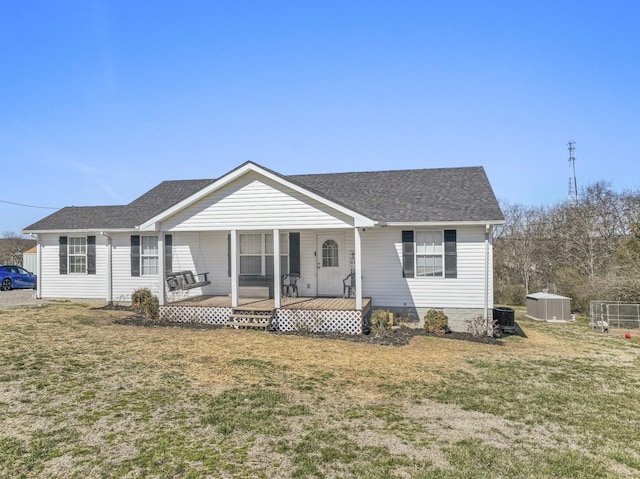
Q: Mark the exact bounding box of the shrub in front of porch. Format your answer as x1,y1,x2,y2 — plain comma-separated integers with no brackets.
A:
370,309,394,334
424,309,448,334
131,288,159,320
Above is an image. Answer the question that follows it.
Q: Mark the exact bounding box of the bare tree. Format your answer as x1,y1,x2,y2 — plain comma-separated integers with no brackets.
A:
494,202,550,304
493,183,640,312
0,232,36,266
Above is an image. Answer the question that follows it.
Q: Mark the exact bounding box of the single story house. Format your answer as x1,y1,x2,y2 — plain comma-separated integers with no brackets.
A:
23,161,504,333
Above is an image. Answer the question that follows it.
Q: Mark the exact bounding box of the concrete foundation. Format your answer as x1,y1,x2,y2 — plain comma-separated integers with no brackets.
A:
372,306,486,333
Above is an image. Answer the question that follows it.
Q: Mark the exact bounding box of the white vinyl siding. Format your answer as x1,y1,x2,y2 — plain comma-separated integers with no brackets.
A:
160,172,354,232
38,234,106,299
164,231,228,299
36,225,493,310
107,234,161,300
109,232,218,301
361,226,492,309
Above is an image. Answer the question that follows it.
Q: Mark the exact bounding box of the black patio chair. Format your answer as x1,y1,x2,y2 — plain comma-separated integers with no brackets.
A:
343,272,356,298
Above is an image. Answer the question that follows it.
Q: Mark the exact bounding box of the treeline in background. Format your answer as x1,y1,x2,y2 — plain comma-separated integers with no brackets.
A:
494,182,640,312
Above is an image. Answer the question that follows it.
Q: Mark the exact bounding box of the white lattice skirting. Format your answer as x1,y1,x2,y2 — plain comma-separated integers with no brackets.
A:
273,309,362,334
159,305,363,334
159,305,232,325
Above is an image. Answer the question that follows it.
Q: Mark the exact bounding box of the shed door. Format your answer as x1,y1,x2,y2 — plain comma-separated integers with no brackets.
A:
316,233,344,296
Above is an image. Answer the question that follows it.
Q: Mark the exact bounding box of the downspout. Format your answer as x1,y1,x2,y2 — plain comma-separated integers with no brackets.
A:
484,224,490,321
100,232,113,305
35,235,42,299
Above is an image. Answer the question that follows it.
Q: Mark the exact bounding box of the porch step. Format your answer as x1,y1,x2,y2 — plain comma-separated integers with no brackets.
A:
226,308,274,330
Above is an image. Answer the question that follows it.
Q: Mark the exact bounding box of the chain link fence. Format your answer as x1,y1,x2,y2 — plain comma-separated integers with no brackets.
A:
590,301,640,332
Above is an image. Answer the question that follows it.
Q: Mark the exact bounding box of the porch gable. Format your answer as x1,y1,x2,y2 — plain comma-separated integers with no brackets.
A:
141,162,375,231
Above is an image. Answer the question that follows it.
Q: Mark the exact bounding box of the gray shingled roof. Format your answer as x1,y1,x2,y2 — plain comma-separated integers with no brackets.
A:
23,179,215,231
23,166,503,231
290,166,503,223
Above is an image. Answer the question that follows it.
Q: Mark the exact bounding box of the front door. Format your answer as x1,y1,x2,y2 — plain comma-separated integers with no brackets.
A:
317,233,344,296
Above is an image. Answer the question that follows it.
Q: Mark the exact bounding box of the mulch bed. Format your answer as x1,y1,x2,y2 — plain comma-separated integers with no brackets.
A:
275,328,504,346
112,311,503,346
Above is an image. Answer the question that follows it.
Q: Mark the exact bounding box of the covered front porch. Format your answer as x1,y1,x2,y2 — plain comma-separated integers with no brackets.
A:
159,295,372,334
156,228,366,309
142,162,378,334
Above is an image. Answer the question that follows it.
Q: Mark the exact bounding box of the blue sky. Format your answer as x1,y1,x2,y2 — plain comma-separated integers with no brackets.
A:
2,1,639,234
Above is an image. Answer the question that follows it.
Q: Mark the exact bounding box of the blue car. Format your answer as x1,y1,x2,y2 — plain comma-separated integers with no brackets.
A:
0,265,37,291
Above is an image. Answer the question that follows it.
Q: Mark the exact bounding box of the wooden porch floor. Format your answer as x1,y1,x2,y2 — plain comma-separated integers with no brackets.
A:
170,295,371,312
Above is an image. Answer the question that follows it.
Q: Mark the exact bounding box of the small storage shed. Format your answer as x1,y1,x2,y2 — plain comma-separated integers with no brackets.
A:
526,292,571,321
22,246,37,273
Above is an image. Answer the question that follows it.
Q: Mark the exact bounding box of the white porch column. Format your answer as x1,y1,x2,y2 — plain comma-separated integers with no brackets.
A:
157,232,165,306
230,229,239,308
273,229,281,308
355,227,363,310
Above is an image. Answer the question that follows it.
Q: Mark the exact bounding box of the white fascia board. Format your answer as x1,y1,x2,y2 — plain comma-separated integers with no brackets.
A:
140,162,376,230
21,228,136,235
384,219,506,228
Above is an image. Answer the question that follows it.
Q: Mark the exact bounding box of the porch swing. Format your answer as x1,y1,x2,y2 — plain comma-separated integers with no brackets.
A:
166,233,211,292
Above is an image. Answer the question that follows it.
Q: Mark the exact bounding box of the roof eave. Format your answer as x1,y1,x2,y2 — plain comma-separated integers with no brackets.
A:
383,219,505,227
22,228,138,235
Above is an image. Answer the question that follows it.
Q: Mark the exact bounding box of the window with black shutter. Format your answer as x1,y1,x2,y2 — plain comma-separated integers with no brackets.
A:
444,230,457,278
403,229,457,279
87,236,96,275
59,236,68,275
131,235,140,277
164,234,173,274
401,230,415,278
289,233,300,274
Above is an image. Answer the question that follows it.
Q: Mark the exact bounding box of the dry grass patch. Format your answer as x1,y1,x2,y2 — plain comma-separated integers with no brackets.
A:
1,303,639,478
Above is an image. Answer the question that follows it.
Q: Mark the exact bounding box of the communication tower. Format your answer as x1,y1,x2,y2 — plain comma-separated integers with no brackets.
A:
567,141,578,203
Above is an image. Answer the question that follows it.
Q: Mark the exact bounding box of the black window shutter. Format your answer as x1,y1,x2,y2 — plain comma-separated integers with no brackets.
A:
444,229,457,278
164,234,173,274
87,236,96,275
131,235,140,277
289,232,300,274
59,236,68,275
402,230,414,278
227,234,231,277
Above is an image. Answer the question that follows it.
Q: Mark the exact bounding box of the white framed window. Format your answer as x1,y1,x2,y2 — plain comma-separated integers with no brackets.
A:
68,237,87,274
265,233,289,276
239,233,288,275
239,233,262,275
141,236,158,276
415,231,443,277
